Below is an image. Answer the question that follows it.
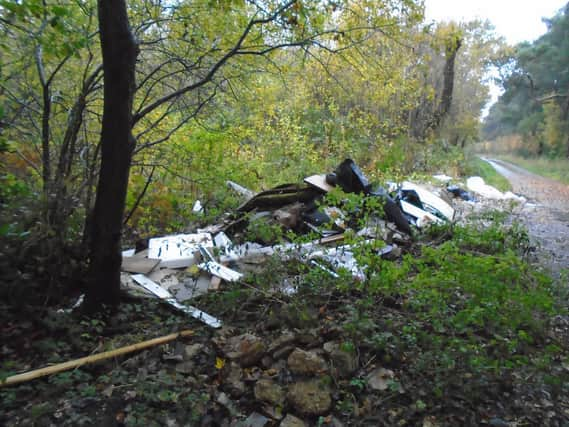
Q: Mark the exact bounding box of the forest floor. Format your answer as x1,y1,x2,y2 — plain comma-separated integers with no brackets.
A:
484,158,569,277
1,169,569,427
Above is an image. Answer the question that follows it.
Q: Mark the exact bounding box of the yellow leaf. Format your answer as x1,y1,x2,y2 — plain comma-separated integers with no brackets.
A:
215,357,225,370
186,265,200,275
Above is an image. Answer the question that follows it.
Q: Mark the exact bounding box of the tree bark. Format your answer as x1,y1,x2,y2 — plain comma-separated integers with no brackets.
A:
85,0,138,309
427,37,462,134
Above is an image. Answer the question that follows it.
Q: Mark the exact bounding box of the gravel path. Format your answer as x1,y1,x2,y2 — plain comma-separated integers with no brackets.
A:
485,158,569,278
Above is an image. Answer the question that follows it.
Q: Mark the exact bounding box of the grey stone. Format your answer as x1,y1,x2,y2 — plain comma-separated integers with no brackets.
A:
330,347,358,379
287,348,327,375
273,345,295,361
243,412,270,427
280,414,306,427
225,362,245,398
366,367,394,391
184,343,204,360
254,379,285,406
219,333,266,367
268,332,297,354
287,380,332,416
216,392,238,416
174,361,194,374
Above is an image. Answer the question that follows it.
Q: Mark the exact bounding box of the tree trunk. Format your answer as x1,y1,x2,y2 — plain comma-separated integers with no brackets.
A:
427,37,462,135
85,0,138,310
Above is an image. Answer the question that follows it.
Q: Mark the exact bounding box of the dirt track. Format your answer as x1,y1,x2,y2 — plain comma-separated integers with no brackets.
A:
485,158,569,277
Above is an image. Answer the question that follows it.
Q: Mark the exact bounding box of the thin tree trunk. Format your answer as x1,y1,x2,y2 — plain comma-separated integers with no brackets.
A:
35,44,52,210
427,38,462,135
85,0,138,310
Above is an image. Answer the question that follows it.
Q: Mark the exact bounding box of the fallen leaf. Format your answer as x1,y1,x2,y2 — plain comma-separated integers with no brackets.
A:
215,357,225,369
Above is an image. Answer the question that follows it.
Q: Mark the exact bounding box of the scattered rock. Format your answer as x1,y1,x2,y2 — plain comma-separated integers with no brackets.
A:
218,333,266,367
261,355,273,369
322,341,336,354
243,412,270,427
273,345,295,361
216,392,238,417
280,414,307,427
174,361,194,374
287,348,327,375
225,362,245,398
287,380,332,416
268,333,297,354
366,367,395,391
260,404,284,420
184,343,204,360
329,346,358,379
254,379,286,406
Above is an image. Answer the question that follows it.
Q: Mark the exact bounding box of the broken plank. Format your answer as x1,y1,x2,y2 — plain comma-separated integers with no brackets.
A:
121,257,161,274
209,275,222,291
131,274,221,328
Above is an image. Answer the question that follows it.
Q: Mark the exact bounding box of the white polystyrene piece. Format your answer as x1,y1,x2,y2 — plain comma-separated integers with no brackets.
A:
131,274,222,328
148,233,213,268
198,261,243,282
402,181,455,221
399,200,444,227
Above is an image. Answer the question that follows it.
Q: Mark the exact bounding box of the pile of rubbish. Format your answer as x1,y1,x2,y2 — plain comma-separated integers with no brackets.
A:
119,159,518,328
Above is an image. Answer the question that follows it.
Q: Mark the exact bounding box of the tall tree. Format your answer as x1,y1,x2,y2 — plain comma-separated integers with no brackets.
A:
483,3,569,156
84,0,423,309
85,0,138,309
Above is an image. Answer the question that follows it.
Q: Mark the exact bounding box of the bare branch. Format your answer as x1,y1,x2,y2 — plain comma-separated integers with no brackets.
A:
132,0,297,124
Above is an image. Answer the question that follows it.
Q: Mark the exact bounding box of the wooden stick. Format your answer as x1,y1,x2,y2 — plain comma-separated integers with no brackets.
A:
1,330,194,388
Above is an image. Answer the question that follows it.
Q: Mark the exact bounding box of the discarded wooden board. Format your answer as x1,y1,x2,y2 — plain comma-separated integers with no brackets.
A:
148,233,213,268
209,275,222,290
1,330,194,388
131,274,221,328
121,256,161,274
198,261,243,282
170,273,211,302
304,174,335,193
237,184,321,213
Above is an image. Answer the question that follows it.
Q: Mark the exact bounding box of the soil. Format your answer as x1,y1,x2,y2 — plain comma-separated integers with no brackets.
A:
485,158,569,278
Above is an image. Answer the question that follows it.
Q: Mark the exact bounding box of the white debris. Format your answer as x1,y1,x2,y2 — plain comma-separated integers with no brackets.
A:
226,180,255,199
122,248,135,257
433,174,453,183
466,177,526,202
148,233,213,268
400,200,444,228
131,274,222,328
401,181,455,221
198,261,244,282
192,200,204,214
214,232,234,255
